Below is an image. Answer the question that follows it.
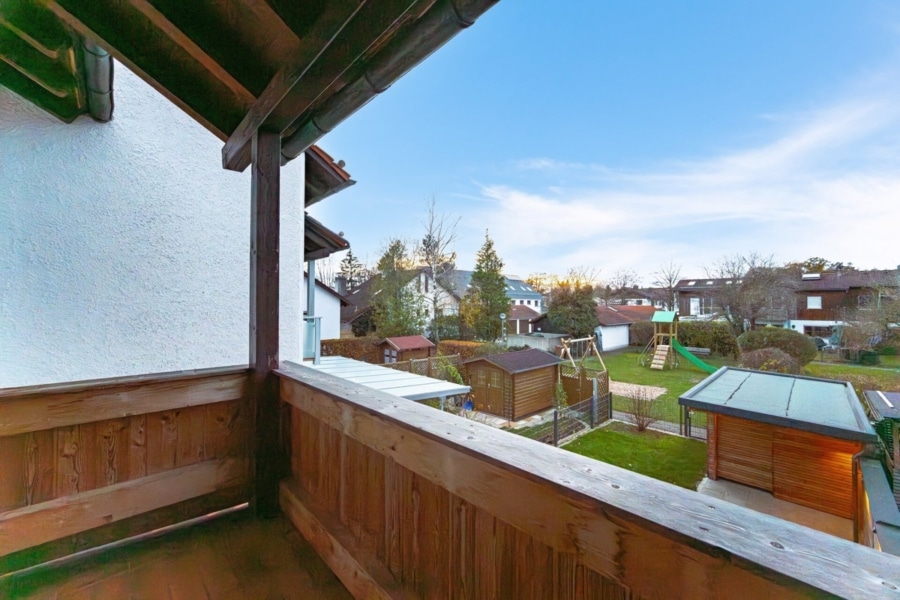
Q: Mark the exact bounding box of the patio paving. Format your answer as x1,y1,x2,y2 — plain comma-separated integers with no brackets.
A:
697,477,853,541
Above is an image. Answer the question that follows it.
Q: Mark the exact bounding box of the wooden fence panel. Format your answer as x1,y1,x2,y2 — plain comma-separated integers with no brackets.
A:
277,365,899,600
0,367,252,572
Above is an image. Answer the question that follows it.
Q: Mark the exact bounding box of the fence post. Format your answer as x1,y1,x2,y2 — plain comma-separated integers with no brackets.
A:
553,410,559,447
591,378,598,427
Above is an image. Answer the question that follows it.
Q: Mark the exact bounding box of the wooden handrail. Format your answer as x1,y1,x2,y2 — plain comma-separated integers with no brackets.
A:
277,362,900,599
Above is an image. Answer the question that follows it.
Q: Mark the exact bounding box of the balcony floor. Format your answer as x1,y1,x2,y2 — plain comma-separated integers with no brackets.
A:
698,477,853,541
4,510,351,600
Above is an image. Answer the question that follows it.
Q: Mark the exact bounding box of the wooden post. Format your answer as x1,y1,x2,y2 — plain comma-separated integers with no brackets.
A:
250,128,281,516
553,410,559,447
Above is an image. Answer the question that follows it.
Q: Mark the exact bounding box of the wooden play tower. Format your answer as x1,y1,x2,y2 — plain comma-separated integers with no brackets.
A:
648,311,678,370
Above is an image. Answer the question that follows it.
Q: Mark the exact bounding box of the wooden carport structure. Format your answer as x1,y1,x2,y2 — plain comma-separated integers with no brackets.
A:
2,2,900,598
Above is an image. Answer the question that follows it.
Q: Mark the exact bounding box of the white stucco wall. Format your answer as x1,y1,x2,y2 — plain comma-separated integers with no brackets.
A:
595,324,629,351
302,276,343,341
0,63,304,387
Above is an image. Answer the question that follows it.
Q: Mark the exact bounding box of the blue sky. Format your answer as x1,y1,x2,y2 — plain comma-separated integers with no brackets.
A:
312,1,900,284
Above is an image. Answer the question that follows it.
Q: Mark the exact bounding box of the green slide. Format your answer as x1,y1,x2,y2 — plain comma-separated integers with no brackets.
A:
671,339,717,374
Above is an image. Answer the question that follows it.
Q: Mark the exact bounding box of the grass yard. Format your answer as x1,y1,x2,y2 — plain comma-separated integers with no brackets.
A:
563,421,708,489
803,361,900,394
584,349,737,427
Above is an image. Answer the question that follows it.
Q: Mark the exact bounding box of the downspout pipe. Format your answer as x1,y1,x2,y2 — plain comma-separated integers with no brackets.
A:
82,39,113,122
281,0,499,161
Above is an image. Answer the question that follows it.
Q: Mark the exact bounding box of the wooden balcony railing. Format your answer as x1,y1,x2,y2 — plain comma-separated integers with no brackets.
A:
277,362,900,599
0,367,252,573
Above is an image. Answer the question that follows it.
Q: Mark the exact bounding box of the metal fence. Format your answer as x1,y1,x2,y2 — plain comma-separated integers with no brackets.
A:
512,393,612,447
610,395,707,440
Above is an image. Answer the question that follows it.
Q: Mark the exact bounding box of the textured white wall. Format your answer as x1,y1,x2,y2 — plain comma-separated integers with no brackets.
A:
595,325,629,351
301,275,343,341
0,63,304,387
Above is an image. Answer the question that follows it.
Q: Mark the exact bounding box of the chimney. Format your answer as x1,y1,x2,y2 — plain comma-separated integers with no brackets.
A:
335,274,348,295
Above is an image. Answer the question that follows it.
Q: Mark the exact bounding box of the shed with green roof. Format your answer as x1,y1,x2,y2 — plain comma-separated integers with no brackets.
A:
680,367,877,520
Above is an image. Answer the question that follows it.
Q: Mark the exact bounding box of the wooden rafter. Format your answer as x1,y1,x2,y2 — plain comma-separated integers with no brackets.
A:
222,0,423,171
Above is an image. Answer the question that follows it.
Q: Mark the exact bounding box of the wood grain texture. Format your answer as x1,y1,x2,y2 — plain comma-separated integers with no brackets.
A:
0,367,248,437
0,458,249,556
277,364,900,599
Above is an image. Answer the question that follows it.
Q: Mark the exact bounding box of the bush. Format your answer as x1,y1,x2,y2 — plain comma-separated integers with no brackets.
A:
437,340,484,361
679,321,739,358
320,337,380,362
629,321,654,347
739,348,800,374
737,328,818,366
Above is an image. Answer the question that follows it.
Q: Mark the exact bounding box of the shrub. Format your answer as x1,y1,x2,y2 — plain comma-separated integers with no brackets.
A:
436,340,483,361
737,328,818,366
629,321,654,347
320,337,380,362
623,387,658,432
679,321,739,358
739,348,800,374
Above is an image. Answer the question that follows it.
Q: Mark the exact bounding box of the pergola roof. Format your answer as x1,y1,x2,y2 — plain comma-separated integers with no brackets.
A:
301,356,469,401
2,0,497,172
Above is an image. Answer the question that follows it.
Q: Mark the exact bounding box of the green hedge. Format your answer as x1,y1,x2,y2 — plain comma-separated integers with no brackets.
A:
678,321,740,358
320,337,380,362
737,328,818,366
629,321,654,347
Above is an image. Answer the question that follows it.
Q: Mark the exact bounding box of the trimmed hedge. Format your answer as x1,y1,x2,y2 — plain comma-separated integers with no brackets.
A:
737,328,818,366
629,321,654,348
437,340,484,361
678,321,740,358
739,348,800,374
320,337,380,362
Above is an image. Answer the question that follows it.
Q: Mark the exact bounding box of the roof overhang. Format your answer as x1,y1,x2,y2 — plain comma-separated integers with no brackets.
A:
305,213,350,261
13,0,498,172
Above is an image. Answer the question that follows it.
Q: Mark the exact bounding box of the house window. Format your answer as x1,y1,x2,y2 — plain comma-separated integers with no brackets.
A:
689,297,714,316
807,296,822,310
804,326,833,337
490,372,501,387
384,349,397,363
475,370,485,385
519,300,524,305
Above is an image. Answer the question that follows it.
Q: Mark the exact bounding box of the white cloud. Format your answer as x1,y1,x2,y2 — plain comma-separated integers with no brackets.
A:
467,86,900,281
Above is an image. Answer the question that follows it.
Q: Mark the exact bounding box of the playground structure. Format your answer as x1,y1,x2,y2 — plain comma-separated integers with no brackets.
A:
559,336,607,373
639,311,717,373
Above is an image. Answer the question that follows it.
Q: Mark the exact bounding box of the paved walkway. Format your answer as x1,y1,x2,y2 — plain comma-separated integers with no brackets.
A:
609,380,666,400
697,477,853,541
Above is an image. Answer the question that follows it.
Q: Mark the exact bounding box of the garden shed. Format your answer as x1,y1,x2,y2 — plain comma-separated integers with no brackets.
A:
378,335,435,363
680,368,877,519
464,349,563,420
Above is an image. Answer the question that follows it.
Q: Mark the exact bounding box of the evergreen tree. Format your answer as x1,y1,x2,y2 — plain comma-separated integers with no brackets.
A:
339,250,366,288
372,239,426,337
462,231,509,341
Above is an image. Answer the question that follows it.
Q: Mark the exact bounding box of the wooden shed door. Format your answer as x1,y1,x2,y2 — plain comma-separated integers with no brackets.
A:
717,416,773,491
485,370,504,416
773,429,859,519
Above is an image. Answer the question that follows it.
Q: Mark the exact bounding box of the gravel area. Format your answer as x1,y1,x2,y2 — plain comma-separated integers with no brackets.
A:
609,380,667,400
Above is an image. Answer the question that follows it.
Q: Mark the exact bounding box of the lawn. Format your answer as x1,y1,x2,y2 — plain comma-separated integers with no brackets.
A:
803,361,900,394
563,421,708,489
584,349,737,427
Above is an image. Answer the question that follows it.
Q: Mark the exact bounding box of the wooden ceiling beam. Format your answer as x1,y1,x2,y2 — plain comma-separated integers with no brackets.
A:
221,0,367,172
48,0,249,140
222,0,423,172
126,0,254,106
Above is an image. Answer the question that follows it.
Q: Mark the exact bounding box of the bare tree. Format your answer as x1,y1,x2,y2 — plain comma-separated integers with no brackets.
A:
624,387,658,432
601,269,640,305
705,252,796,335
651,262,682,311
415,198,460,344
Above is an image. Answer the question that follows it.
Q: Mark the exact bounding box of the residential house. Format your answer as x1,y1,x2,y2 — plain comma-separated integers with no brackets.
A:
675,278,728,319
340,268,456,337
786,269,899,337
302,274,350,342
507,304,540,334
608,286,670,309
448,270,545,313
593,305,656,351
2,3,895,597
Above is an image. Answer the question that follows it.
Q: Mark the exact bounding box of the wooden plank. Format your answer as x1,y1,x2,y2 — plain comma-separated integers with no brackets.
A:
0,436,27,512
278,366,900,599
280,478,414,600
250,128,282,516
0,458,249,557
145,410,178,476
0,369,247,437
25,429,55,505
717,415,773,490
222,0,363,170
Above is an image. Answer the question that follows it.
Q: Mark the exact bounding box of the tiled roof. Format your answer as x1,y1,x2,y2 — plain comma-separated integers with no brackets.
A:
447,270,544,301
382,335,435,351
465,348,563,374
608,305,656,321
595,306,634,326
509,305,540,320
796,270,899,292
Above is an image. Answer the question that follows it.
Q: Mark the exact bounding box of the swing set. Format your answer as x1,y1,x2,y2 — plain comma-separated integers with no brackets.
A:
559,336,606,373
